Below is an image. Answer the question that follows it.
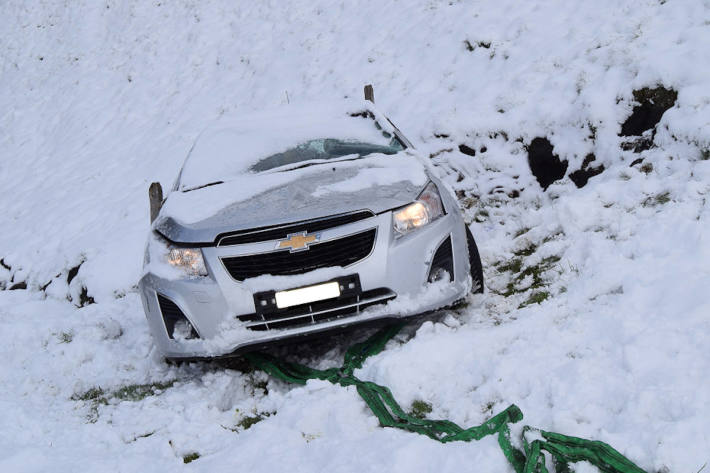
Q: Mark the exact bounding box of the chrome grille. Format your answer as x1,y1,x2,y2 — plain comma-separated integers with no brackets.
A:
221,228,376,281
217,210,374,246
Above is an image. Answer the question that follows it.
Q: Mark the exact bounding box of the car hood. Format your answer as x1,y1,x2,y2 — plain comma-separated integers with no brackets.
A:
156,152,429,244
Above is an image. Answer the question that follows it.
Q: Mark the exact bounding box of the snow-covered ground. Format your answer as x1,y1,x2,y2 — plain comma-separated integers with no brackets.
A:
1,0,709,471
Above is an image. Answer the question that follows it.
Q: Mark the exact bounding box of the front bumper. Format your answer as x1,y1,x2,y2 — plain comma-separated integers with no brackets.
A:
139,208,472,359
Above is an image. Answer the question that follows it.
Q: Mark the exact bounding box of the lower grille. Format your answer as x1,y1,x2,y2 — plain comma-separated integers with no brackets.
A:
221,228,376,281
238,285,396,331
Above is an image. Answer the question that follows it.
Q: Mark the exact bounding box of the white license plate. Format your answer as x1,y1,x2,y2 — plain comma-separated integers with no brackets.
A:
274,281,341,309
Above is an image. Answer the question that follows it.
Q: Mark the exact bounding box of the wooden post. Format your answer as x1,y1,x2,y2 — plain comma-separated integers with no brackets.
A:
364,84,375,103
149,182,163,223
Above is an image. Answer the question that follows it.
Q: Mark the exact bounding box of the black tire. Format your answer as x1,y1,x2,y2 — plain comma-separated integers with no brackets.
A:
465,225,484,294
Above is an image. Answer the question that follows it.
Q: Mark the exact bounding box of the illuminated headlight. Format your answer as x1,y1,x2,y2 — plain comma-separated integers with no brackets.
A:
393,182,444,236
166,247,208,277
145,233,209,278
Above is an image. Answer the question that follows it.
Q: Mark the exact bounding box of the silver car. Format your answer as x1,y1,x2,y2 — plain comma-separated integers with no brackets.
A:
139,100,483,360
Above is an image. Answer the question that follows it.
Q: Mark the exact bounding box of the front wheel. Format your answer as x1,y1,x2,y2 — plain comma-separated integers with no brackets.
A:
465,225,484,294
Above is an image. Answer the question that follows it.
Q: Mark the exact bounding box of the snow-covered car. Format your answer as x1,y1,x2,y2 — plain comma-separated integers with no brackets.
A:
139,100,483,360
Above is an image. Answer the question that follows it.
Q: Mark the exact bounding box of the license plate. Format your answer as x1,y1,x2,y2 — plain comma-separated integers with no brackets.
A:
274,281,341,309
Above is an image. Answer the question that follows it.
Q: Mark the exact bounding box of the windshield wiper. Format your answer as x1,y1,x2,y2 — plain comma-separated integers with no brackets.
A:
273,155,365,173
323,141,398,157
182,180,224,193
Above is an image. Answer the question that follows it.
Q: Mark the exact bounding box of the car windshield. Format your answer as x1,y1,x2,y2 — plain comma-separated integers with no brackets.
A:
176,104,409,191
249,137,405,173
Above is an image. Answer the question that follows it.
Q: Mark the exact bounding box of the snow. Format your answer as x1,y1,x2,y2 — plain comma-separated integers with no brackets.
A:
160,151,427,225
2,0,710,472
310,152,427,195
176,101,397,190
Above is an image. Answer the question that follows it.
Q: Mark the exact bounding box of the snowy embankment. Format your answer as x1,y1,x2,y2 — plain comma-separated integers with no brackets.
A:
1,1,709,471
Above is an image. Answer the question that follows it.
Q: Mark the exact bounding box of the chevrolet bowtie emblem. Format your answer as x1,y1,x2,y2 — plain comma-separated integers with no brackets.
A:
277,232,320,252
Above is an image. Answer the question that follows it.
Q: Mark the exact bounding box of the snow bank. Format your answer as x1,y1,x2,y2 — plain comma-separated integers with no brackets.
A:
1,0,709,472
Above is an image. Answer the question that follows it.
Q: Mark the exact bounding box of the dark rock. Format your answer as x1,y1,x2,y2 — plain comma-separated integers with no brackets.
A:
527,137,568,190
9,281,27,290
620,86,677,137
621,136,654,153
639,162,654,174
67,261,82,284
464,40,491,51
458,144,476,156
569,153,605,188
79,286,95,307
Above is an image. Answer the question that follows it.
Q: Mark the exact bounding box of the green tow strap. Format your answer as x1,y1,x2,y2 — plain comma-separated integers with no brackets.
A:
244,323,647,473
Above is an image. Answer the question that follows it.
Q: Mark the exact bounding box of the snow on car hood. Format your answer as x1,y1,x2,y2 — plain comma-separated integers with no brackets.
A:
156,151,429,244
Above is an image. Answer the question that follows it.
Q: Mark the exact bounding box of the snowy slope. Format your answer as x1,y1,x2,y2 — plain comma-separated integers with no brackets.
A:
1,0,709,472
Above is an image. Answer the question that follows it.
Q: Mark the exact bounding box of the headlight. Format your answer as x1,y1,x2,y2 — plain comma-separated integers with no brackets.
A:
166,247,208,277
147,232,208,277
393,182,444,236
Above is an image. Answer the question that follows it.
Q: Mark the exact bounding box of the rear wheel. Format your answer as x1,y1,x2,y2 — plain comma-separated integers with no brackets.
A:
465,225,484,294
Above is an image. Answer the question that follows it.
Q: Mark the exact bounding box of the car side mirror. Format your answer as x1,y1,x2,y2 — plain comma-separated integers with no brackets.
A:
149,182,163,223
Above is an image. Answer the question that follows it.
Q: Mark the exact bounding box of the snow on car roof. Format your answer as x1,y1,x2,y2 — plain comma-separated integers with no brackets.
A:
177,100,398,190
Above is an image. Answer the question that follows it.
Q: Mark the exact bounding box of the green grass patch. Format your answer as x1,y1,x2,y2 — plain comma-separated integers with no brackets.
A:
519,291,551,308
113,381,175,402
655,192,671,205
131,431,155,442
183,452,200,464
496,258,523,274
58,331,73,343
513,227,531,238
71,380,176,422
513,244,537,257
461,196,479,210
301,432,321,442
409,400,433,419
245,373,269,396
70,387,108,423
539,255,562,266
493,248,562,299
71,387,106,402
643,191,671,207
474,208,489,222
542,231,564,243
236,411,274,430
482,400,497,413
